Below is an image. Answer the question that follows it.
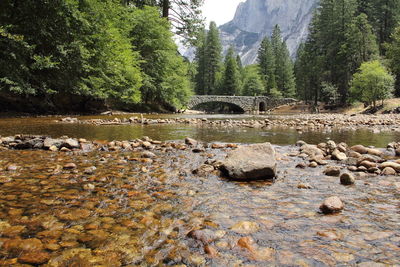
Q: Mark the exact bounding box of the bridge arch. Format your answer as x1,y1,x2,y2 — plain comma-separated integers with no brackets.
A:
187,95,297,113
259,101,266,112
189,101,246,113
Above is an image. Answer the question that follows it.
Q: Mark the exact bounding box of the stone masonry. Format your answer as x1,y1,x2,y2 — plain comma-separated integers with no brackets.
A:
187,95,297,113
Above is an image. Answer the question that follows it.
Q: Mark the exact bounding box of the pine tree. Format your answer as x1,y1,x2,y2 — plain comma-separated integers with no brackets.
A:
358,0,400,54
204,21,222,95
296,0,379,104
221,47,241,95
386,26,400,96
257,37,276,95
270,25,296,97
194,28,207,95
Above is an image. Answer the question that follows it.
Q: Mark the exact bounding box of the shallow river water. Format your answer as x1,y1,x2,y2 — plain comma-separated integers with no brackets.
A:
0,114,399,266
0,114,399,147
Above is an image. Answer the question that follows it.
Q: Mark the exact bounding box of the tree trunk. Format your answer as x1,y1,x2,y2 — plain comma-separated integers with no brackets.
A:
161,0,169,18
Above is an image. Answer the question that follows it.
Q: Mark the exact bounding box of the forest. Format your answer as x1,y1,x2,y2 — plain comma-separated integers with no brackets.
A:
1,0,400,113
0,0,202,112
194,0,400,109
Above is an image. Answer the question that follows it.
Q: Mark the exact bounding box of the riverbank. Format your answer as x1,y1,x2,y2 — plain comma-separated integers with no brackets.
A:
59,113,400,133
0,135,399,265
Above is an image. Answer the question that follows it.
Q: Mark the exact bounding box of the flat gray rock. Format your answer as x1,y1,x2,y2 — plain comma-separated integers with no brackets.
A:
220,142,276,180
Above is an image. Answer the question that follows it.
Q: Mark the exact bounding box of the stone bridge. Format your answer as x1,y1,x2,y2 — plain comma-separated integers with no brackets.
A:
187,95,297,113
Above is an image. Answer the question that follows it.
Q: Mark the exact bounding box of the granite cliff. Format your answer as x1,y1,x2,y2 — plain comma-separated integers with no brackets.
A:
220,0,318,65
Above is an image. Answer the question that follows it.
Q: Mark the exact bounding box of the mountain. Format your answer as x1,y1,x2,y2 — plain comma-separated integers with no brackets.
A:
220,0,318,65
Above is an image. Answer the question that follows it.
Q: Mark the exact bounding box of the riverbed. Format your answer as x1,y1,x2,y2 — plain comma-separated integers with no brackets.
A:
0,114,399,266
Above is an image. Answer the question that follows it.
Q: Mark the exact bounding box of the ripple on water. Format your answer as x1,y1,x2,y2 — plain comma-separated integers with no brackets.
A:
0,146,399,266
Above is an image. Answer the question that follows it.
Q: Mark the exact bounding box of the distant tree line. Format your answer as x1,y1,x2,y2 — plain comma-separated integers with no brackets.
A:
193,0,400,110
295,0,400,107
193,22,295,98
0,0,200,112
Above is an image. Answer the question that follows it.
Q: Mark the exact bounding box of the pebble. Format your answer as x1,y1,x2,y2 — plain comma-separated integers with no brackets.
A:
63,163,77,169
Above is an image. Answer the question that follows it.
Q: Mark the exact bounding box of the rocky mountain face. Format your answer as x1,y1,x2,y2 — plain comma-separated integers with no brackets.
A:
220,0,318,65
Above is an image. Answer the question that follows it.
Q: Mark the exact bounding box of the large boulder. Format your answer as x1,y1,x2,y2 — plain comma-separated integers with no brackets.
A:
220,143,276,180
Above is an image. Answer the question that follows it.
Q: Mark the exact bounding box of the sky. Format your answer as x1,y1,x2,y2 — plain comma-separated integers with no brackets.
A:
202,0,246,26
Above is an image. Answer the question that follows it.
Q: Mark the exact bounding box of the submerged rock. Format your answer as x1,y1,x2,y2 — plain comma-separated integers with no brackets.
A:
320,196,344,214
231,221,260,234
220,142,276,180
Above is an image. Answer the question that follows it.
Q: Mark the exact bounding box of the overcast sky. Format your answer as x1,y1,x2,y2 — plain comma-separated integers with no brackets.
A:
202,0,246,26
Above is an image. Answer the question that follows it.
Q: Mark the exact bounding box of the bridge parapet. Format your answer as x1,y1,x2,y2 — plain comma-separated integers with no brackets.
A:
187,95,297,113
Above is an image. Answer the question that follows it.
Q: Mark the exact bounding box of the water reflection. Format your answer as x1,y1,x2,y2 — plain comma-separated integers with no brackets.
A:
0,115,399,147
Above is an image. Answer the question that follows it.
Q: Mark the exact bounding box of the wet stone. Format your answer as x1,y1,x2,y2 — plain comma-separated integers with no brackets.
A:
18,251,50,265
63,163,77,169
320,196,344,214
340,173,355,185
382,167,396,175
324,166,341,176
231,221,260,234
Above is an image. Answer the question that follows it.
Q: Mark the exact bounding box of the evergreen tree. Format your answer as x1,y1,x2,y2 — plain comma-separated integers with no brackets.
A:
194,28,207,95
386,26,400,96
204,21,222,95
271,25,296,97
357,0,400,54
279,41,296,97
295,0,379,104
221,47,241,95
257,37,276,95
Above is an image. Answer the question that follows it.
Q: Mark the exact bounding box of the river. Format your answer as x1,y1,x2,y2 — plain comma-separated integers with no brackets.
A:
0,113,399,147
0,113,399,266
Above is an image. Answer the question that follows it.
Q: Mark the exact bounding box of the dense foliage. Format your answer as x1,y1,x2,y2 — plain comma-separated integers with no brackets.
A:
295,0,400,106
194,23,293,98
0,0,193,111
258,25,296,98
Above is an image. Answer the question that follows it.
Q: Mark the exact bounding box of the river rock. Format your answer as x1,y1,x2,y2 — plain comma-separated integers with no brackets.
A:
63,163,77,169
44,138,63,149
62,138,80,149
185,137,198,146
18,251,50,265
187,229,217,244
380,161,400,172
141,151,156,158
204,245,218,257
231,221,260,234
351,145,368,154
324,166,341,176
320,196,344,214
83,166,96,175
192,164,215,176
359,160,377,169
332,149,347,161
381,167,396,175
220,143,276,180
326,140,336,151
301,144,324,157
340,173,355,185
